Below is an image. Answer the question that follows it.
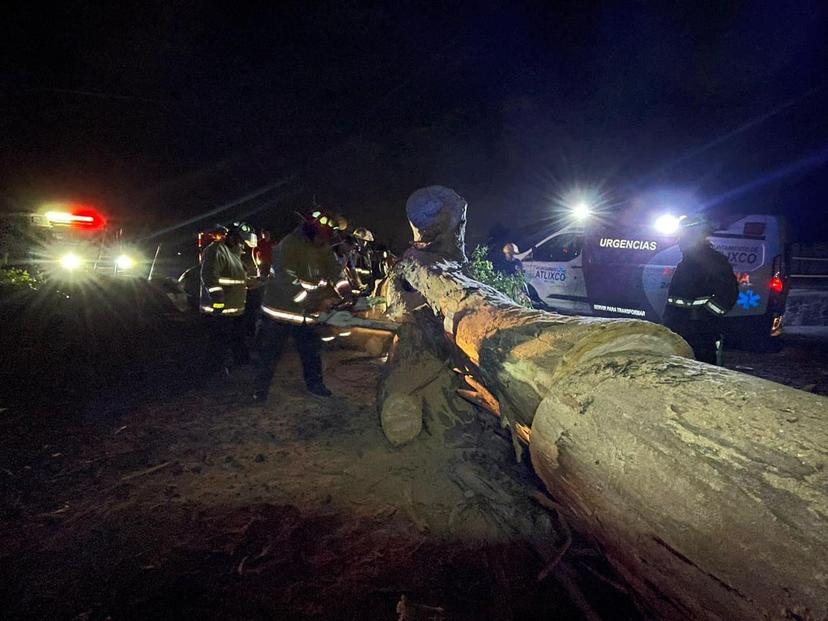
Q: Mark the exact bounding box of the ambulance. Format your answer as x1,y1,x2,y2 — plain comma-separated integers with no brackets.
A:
518,214,788,347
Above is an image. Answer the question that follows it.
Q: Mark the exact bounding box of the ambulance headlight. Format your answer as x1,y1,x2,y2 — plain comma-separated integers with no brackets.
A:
59,252,83,271
115,254,136,270
571,202,592,221
654,214,683,235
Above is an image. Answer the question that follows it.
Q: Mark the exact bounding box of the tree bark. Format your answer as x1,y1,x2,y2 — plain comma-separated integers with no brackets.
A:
391,250,828,620
392,251,692,427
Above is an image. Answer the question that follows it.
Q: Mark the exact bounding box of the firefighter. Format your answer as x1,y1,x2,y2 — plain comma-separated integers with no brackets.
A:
200,222,257,373
253,229,275,278
333,234,364,290
370,242,395,295
663,217,738,364
253,210,351,401
352,227,375,293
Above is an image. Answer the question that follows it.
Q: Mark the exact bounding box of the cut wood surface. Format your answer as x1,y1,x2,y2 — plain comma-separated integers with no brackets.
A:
377,319,449,446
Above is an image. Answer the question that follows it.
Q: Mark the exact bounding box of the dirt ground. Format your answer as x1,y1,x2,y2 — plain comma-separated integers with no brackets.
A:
3,288,825,621
0,317,640,621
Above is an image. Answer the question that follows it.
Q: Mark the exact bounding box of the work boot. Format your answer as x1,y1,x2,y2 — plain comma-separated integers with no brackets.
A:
307,383,332,398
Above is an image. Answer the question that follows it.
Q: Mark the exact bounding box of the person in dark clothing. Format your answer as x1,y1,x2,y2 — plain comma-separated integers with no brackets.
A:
253,211,351,401
253,229,275,277
663,218,738,364
199,222,258,373
497,242,523,276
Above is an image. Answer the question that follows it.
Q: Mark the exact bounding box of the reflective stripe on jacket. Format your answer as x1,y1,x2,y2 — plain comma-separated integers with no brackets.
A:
261,228,345,322
666,244,738,320
200,241,248,317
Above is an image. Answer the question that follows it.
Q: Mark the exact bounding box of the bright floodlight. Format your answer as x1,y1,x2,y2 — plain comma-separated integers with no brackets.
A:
654,214,682,235
115,254,135,270
572,202,591,221
59,252,82,271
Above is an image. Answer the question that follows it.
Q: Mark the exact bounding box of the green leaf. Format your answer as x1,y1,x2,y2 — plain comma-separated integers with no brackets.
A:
468,245,532,308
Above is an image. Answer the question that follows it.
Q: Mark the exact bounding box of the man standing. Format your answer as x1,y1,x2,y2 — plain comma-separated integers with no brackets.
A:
664,217,738,364
200,222,258,373
351,227,375,293
253,229,275,278
498,242,523,276
333,234,363,291
253,211,351,401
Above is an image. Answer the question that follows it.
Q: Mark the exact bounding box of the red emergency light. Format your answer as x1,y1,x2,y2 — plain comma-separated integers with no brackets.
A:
769,276,784,295
198,230,225,249
44,203,107,230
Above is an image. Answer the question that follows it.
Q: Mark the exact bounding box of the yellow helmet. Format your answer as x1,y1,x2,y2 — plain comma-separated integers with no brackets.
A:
353,227,375,242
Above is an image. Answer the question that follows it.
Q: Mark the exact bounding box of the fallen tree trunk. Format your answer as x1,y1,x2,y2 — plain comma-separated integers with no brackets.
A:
391,252,692,427
531,353,828,620
389,250,828,620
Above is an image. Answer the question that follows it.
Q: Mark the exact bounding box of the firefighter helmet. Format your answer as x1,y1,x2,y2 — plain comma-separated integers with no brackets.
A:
334,215,348,231
226,221,258,248
353,227,375,242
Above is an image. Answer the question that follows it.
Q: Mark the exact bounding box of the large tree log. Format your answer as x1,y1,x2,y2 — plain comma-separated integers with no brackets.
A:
391,252,692,427
387,187,828,620
530,354,828,620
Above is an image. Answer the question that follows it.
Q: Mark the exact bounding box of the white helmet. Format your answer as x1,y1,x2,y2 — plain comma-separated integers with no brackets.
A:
502,242,519,254
353,227,375,242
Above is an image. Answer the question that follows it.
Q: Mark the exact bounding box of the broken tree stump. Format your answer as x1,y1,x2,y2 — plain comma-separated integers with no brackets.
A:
385,186,828,620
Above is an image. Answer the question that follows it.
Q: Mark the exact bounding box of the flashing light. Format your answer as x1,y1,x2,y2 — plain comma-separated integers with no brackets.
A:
46,211,94,225
769,276,784,295
59,252,83,271
115,254,135,270
571,202,591,221
654,214,683,235
44,204,106,230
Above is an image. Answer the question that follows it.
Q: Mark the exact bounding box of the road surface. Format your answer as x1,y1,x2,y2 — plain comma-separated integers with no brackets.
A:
724,326,828,397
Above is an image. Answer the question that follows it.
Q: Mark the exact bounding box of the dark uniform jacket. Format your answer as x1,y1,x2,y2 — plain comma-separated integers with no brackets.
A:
260,229,344,323
200,241,248,317
666,243,738,319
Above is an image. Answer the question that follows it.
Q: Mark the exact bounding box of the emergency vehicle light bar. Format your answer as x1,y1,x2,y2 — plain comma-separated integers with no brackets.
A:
46,211,94,224
43,204,107,230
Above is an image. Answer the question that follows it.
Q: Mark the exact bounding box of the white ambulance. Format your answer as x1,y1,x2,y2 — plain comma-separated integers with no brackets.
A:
517,214,788,346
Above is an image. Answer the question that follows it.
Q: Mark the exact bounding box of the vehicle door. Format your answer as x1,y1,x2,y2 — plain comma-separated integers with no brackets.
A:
521,232,589,313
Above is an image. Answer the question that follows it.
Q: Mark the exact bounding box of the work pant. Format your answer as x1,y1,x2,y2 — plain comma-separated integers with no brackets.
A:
244,287,264,337
663,308,721,365
254,315,324,395
204,314,250,372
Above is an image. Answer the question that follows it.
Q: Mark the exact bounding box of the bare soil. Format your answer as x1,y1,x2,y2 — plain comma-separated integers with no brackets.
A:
5,290,822,620
0,315,640,620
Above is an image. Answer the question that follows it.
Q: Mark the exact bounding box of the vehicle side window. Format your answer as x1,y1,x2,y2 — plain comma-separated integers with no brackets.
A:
539,234,583,262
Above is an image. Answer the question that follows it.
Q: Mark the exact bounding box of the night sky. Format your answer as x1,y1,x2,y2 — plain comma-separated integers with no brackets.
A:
2,1,827,249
